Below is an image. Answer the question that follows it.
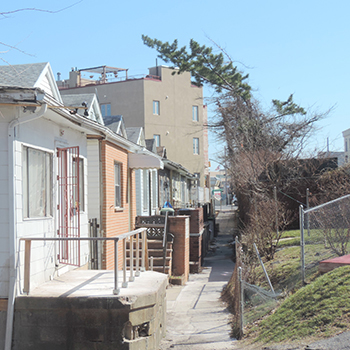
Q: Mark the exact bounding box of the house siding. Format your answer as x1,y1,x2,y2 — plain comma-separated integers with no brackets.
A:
101,140,131,270
0,108,91,296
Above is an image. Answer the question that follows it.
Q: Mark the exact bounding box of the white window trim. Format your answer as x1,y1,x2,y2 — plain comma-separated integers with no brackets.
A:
114,162,122,208
22,145,53,219
153,100,160,115
193,138,199,155
192,105,199,122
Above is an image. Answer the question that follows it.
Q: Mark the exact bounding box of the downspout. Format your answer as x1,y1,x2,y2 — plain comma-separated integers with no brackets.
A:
5,103,47,350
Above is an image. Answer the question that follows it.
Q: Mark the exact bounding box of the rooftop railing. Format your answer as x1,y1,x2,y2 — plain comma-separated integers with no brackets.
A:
19,227,148,295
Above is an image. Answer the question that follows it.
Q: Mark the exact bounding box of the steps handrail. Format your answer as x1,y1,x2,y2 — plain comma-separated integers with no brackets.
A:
19,227,147,295
162,212,169,274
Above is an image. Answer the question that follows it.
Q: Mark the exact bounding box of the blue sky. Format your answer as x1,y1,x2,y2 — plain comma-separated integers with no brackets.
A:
2,0,349,170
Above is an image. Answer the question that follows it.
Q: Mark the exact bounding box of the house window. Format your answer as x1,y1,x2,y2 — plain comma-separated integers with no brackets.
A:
23,146,52,218
72,157,84,211
193,138,199,155
192,106,199,121
346,140,348,152
194,172,200,186
101,103,111,117
154,134,160,147
153,100,160,115
114,162,121,207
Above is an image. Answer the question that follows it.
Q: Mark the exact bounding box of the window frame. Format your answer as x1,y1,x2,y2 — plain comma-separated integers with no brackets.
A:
192,105,199,122
101,103,111,117
153,134,160,147
22,145,53,219
153,100,160,115
114,162,122,208
193,137,199,155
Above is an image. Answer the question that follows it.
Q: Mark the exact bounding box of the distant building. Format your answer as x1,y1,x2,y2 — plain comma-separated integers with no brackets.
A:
342,128,350,164
58,65,209,188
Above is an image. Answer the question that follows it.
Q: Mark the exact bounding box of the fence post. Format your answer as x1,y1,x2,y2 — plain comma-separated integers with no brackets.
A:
238,266,244,339
306,188,310,237
253,243,275,295
300,205,305,285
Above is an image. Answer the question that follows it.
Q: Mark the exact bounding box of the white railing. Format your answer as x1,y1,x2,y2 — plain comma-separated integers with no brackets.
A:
19,227,148,295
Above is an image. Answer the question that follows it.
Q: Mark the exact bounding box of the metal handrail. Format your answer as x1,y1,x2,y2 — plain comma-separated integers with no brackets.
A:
19,227,147,295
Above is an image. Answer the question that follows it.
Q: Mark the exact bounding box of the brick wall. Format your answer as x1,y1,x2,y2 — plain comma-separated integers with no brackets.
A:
176,208,204,233
168,216,190,282
101,141,135,270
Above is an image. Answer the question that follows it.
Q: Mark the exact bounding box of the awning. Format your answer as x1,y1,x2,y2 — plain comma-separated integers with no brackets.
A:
128,153,164,170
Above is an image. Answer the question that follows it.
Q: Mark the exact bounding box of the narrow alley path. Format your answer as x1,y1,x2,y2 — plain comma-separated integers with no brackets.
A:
160,206,237,350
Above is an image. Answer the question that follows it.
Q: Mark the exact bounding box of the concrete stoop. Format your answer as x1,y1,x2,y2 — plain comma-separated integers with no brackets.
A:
11,270,167,350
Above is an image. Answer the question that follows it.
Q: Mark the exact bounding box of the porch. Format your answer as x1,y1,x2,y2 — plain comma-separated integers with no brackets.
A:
12,269,167,350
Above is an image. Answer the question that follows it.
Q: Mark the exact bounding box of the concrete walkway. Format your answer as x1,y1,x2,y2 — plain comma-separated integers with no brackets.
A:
160,206,237,349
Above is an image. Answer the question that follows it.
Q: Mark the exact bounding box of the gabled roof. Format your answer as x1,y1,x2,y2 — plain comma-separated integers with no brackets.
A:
61,93,104,125
0,62,62,103
126,127,145,146
103,115,127,138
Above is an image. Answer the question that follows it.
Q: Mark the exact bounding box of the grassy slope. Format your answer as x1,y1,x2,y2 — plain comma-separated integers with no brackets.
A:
256,265,350,343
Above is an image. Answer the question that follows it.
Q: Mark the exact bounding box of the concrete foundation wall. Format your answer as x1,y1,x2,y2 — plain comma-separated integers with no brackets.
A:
11,272,167,350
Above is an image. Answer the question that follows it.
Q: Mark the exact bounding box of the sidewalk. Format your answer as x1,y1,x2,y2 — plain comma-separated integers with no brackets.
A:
159,208,237,350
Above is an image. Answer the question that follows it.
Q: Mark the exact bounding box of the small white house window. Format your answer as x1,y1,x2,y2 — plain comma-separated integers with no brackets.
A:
193,138,199,155
153,134,160,147
114,162,121,207
23,146,52,218
153,100,160,115
192,106,199,121
101,103,111,117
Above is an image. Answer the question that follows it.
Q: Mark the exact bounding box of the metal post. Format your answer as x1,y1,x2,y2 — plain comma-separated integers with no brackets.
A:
253,243,274,294
113,239,119,295
150,256,154,271
306,188,310,237
141,230,146,272
300,205,305,285
122,239,128,288
135,233,140,277
23,240,32,294
238,266,244,339
129,236,134,282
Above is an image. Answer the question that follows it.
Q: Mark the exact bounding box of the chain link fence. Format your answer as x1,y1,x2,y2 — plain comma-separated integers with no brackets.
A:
223,194,350,338
223,237,279,339
301,194,350,284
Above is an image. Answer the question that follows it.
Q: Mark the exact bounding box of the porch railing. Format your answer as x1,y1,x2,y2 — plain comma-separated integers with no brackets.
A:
19,227,148,295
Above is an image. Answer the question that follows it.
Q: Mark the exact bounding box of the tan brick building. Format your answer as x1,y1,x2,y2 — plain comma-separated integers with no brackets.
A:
58,65,209,187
